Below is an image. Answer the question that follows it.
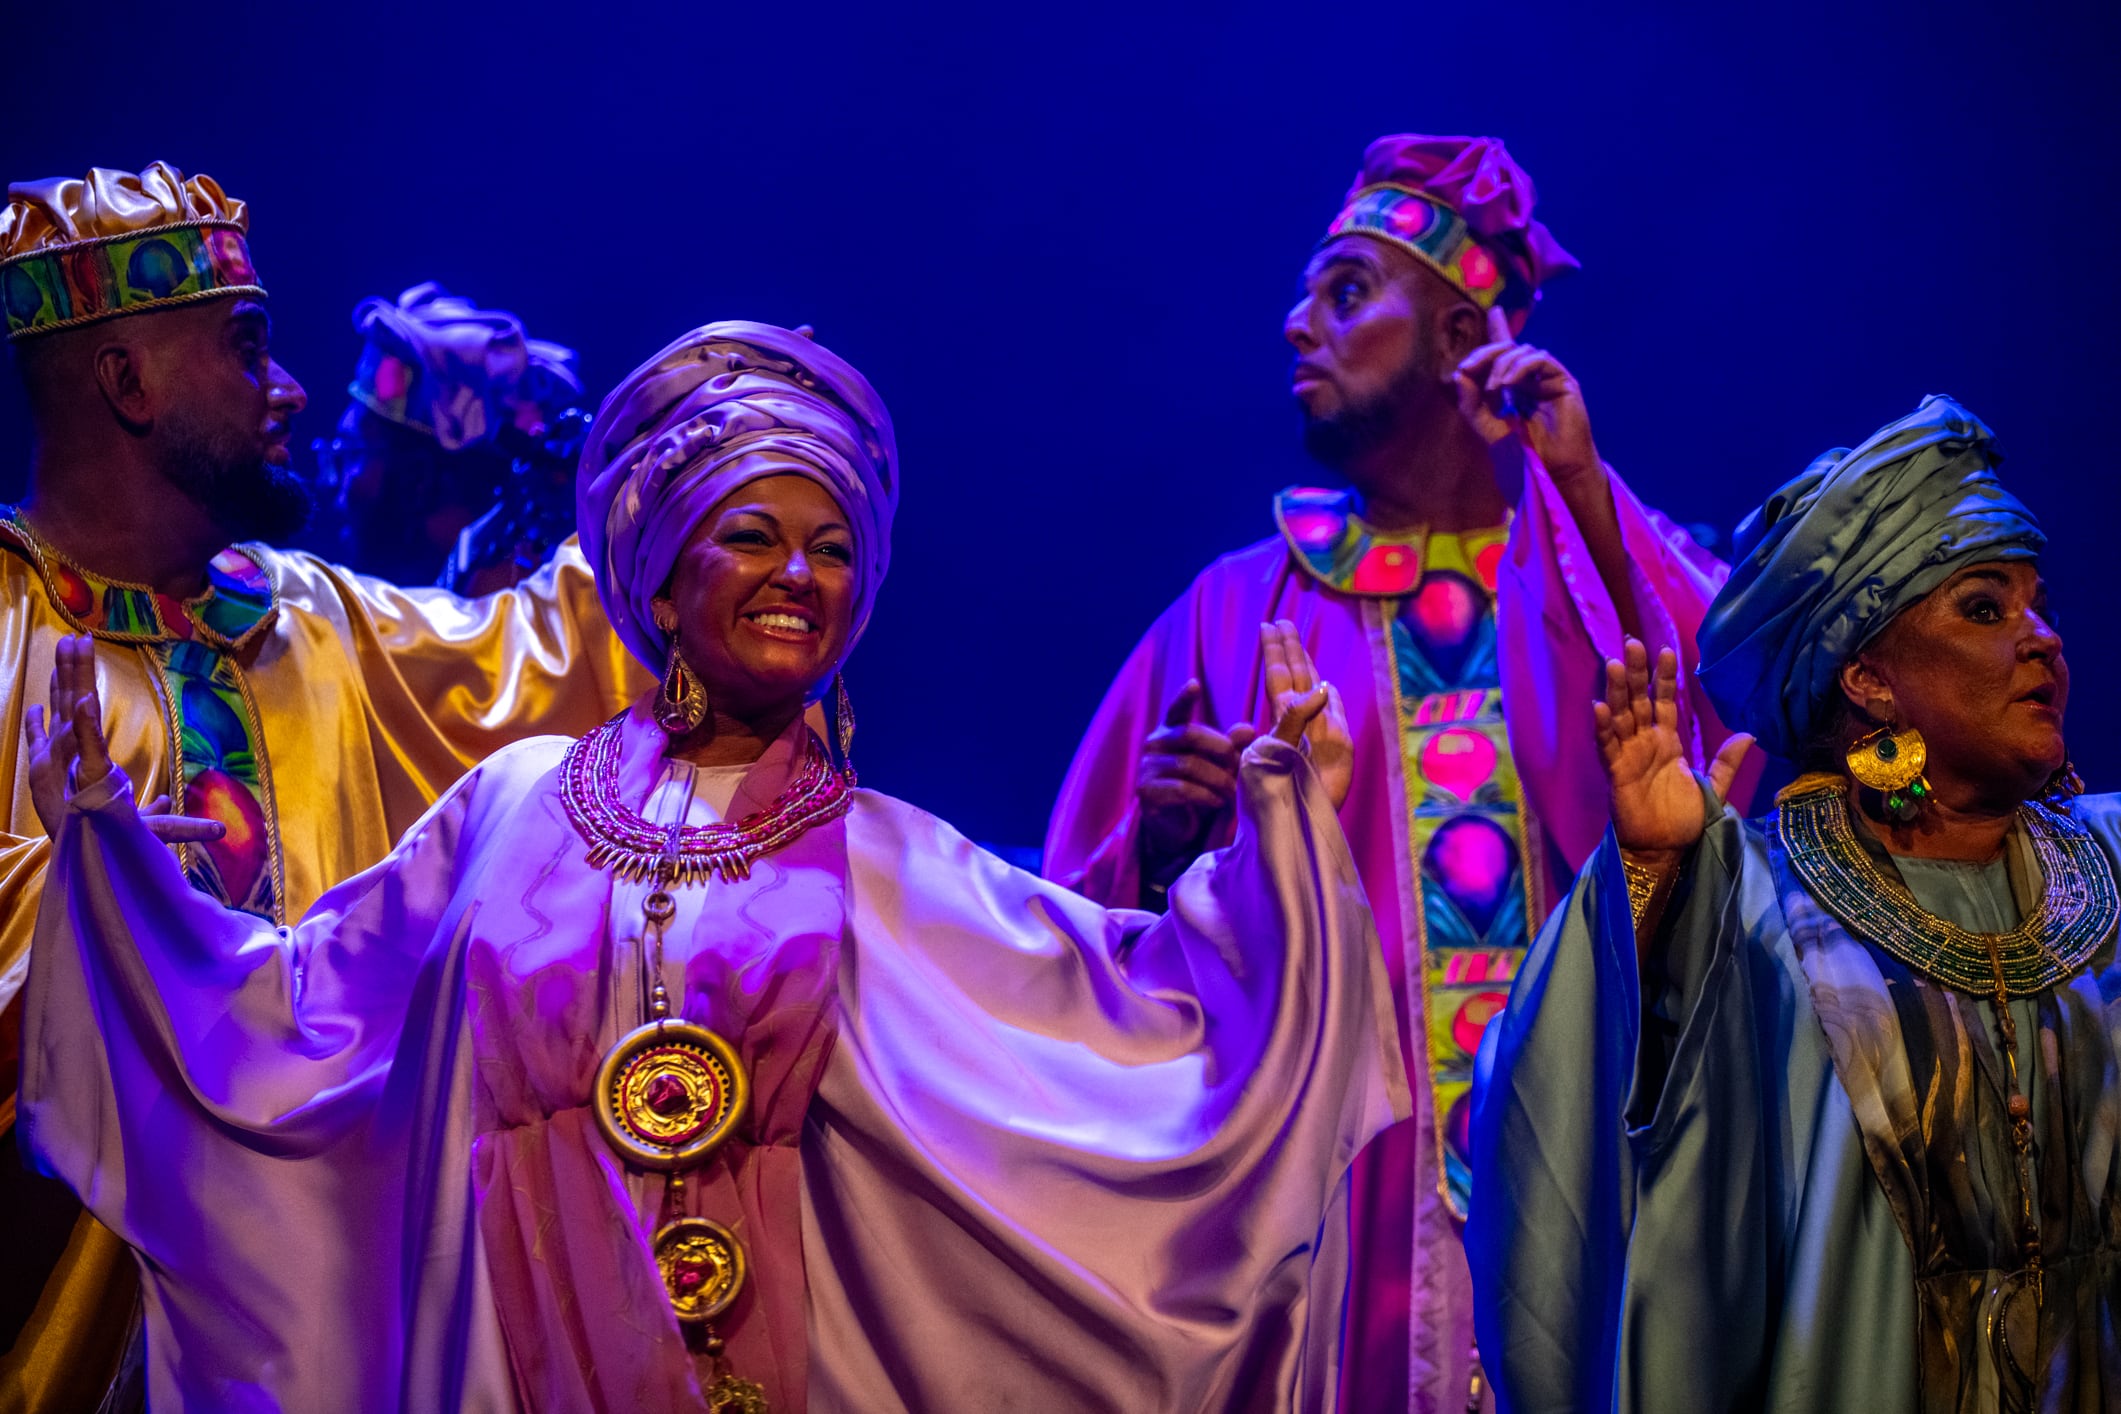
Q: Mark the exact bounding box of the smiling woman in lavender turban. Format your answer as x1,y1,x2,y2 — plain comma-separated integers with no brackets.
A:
22,321,1407,1413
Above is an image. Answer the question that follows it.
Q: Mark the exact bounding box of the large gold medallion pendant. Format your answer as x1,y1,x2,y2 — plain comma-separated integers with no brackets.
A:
654,1216,748,1324
593,1019,749,1170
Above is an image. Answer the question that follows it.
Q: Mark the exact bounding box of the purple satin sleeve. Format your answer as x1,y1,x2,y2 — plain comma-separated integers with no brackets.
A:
811,736,1410,1410
19,762,491,1413
1498,459,1761,871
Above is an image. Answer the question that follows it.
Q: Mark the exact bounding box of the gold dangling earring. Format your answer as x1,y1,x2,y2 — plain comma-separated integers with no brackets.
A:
832,674,856,776
2042,752,2085,805
651,603,708,735
1846,721,1931,822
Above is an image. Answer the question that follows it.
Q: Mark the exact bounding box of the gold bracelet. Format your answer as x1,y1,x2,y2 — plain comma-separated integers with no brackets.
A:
1622,854,1674,933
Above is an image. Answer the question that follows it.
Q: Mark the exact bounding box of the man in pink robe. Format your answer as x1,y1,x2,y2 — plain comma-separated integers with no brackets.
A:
1045,134,1756,1412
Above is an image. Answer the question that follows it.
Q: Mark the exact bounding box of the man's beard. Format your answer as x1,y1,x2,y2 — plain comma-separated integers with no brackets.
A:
158,408,312,544
1300,356,1430,472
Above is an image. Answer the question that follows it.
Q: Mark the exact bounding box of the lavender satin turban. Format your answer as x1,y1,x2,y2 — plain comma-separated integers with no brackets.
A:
576,322,899,673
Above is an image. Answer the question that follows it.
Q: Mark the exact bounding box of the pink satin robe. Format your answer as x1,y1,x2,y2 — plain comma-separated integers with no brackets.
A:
23,703,1407,1412
1043,460,1753,1412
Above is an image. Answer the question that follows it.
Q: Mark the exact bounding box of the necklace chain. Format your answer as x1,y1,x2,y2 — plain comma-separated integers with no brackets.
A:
560,715,853,885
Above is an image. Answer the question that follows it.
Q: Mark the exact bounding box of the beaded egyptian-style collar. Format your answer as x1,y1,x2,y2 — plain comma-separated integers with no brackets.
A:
1775,780,2118,998
0,508,277,650
560,714,853,885
1273,486,1507,599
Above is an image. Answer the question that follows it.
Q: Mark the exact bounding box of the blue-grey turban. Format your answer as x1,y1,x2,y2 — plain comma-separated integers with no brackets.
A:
1696,395,2045,762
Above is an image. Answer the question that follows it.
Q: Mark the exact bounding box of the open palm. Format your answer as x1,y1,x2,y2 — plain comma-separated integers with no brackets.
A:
1262,619,1353,811
25,633,223,845
1596,639,1751,853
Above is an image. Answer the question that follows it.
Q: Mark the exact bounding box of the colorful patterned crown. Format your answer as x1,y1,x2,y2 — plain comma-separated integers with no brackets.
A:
1324,184,1513,311
2,164,264,340
1,219,263,340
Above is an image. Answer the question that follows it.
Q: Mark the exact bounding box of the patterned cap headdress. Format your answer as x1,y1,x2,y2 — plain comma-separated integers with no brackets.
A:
0,162,264,340
1322,134,1578,333
347,282,584,451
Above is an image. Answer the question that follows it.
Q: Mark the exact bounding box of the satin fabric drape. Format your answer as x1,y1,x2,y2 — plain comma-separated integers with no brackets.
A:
25,698,1404,1411
0,535,650,1409
1043,460,1748,1413
1470,787,2121,1412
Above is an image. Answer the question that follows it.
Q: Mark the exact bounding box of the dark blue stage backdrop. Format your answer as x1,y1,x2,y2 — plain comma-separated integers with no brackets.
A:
4,0,2117,852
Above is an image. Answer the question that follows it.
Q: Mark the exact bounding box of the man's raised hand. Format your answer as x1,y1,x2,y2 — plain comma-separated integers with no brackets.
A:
1453,305,1602,482
1137,677,1259,876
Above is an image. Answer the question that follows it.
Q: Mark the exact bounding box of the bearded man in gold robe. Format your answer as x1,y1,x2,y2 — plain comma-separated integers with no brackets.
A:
0,161,649,1411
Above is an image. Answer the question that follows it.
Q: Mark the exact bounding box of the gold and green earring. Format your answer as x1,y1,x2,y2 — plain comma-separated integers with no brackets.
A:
1847,724,1930,821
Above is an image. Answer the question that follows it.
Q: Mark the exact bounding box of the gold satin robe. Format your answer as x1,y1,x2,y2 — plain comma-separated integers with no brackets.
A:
0,524,650,1411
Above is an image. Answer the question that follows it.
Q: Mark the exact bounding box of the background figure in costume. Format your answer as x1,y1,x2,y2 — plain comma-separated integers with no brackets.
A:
309,281,589,592
19,320,1407,1412
0,163,649,1412
1044,133,1754,1412
1470,396,2119,1411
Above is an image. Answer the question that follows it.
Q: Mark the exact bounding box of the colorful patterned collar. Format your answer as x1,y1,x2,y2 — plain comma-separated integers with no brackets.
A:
0,508,278,651
1274,486,1506,598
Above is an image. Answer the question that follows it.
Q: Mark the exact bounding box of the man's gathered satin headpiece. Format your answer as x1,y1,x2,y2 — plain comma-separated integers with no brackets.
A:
576,322,898,673
347,282,583,451
1322,134,1579,332
0,162,263,340
1697,394,2046,761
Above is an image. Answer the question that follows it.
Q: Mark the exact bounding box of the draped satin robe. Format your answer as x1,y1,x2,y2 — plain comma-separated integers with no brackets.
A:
22,704,1406,1412
0,529,649,1409
1469,789,2121,1412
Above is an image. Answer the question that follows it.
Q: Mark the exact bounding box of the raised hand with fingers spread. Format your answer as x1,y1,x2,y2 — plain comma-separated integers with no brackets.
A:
1593,638,1752,859
24,634,223,845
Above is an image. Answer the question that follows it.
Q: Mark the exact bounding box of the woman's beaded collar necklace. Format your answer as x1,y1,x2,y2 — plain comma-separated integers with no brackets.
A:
560,713,853,885
1775,776,2117,999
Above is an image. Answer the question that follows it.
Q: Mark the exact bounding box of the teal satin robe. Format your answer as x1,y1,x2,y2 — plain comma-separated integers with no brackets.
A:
1468,787,2121,1412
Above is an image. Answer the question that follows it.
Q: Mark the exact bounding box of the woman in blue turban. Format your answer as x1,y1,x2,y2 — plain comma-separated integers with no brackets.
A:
1468,396,2120,1411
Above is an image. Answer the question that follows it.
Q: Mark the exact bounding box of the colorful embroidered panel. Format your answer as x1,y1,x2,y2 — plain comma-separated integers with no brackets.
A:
3,510,282,922
1279,484,1507,598
1,222,264,339
1275,487,1532,1217
1390,527,1531,1219
156,639,277,918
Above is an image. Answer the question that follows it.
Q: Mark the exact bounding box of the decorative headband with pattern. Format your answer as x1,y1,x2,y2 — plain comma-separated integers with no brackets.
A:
0,220,265,340
1324,184,1511,310
346,344,427,432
